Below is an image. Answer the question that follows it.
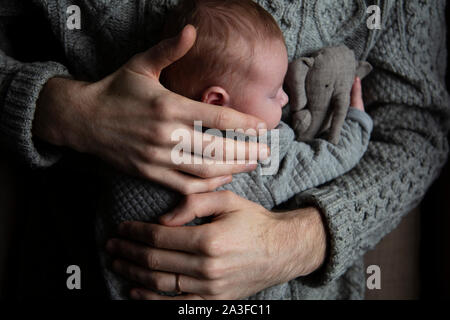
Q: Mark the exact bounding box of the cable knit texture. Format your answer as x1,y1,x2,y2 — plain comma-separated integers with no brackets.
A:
0,58,69,167
1,0,449,300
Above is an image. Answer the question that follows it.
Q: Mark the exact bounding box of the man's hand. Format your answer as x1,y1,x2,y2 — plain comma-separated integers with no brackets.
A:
34,25,269,194
106,191,327,300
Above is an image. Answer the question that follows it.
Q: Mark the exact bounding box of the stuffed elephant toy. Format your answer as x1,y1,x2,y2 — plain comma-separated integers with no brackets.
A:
285,45,372,144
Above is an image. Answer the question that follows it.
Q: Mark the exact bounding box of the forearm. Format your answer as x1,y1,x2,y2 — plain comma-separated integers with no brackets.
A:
296,111,448,282
272,206,327,280
295,0,450,284
34,77,94,153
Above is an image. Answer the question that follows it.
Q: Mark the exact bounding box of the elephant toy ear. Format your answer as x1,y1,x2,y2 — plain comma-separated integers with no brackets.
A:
356,61,373,79
301,57,315,68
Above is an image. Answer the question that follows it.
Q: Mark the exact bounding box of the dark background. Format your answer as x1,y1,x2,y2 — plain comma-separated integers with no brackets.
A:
419,3,450,299
0,4,449,300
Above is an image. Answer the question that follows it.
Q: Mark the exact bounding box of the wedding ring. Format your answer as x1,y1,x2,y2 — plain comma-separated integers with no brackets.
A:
175,273,182,294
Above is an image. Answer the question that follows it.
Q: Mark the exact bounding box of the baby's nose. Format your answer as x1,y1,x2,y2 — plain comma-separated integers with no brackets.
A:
281,90,289,108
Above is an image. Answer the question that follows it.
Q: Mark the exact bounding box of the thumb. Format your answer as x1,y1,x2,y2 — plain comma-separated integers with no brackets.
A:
159,191,240,226
350,77,364,111
129,24,197,78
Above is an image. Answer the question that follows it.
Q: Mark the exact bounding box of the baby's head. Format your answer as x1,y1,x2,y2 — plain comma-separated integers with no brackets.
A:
161,0,289,129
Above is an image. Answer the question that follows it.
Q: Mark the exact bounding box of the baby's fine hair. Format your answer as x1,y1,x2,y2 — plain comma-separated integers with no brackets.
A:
160,0,285,100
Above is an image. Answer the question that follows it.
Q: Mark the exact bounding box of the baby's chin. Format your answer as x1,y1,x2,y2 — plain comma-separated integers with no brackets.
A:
265,116,282,130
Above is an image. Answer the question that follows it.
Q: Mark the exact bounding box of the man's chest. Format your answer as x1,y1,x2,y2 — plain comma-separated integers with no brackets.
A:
35,0,368,78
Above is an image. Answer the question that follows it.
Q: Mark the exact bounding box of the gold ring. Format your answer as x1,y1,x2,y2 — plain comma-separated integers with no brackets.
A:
175,273,182,294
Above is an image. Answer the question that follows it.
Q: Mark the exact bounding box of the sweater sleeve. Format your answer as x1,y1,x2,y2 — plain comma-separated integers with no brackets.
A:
0,13,71,168
294,0,450,284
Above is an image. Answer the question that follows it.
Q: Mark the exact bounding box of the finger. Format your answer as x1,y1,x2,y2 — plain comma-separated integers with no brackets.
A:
141,123,270,161
170,127,270,162
350,77,364,111
116,221,205,254
136,163,233,194
136,150,259,179
107,239,202,277
180,98,267,134
130,25,197,78
112,260,217,295
175,161,257,179
130,288,202,300
160,191,245,226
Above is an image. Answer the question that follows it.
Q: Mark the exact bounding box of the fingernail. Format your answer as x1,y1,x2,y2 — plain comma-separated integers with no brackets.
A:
162,211,176,222
220,175,232,184
130,289,142,300
259,146,271,160
245,163,258,171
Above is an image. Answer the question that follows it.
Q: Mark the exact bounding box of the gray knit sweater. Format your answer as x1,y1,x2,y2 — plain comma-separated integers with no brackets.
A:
1,0,449,300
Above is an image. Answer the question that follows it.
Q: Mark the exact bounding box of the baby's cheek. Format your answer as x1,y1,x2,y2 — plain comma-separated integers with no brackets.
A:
231,99,281,129
253,104,282,130
266,106,283,129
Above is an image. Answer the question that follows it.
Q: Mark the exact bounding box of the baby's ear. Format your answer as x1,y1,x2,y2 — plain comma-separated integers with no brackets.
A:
201,86,231,106
356,61,373,79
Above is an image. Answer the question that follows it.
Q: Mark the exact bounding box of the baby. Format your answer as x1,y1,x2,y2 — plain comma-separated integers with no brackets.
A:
97,0,374,299
160,0,290,130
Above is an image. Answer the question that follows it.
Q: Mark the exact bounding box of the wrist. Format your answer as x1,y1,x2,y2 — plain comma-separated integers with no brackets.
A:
34,77,94,152
275,207,327,280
